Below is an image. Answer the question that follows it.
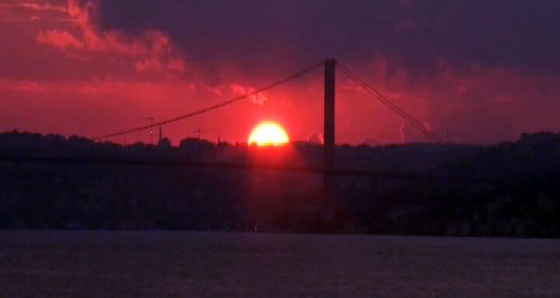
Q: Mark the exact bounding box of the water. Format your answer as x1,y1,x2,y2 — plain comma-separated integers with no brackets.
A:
1,232,559,297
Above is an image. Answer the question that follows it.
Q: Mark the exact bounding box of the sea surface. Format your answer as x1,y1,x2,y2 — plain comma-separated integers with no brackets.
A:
1,231,559,297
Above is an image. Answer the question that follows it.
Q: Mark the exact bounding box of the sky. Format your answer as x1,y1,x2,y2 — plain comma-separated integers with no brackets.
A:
1,0,559,145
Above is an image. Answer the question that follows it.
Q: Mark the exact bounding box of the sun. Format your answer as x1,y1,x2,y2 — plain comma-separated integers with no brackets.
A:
248,121,290,146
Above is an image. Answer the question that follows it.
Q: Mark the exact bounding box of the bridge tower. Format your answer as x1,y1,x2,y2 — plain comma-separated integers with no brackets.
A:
323,59,336,230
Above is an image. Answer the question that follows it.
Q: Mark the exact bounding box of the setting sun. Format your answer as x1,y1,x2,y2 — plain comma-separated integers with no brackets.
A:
248,121,290,146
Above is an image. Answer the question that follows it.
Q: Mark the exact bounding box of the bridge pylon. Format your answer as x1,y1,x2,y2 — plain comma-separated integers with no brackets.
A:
322,59,336,231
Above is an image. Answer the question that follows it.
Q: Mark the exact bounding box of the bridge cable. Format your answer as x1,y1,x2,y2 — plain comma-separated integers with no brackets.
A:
337,63,442,144
92,61,325,141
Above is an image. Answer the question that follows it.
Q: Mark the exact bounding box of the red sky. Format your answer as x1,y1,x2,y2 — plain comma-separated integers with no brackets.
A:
1,0,560,145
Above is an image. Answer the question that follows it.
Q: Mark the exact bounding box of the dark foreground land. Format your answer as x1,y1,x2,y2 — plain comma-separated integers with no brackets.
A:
2,131,560,236
1,232,559,297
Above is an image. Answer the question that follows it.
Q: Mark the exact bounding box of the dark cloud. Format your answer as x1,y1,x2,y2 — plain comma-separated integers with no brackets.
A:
81,0,560,76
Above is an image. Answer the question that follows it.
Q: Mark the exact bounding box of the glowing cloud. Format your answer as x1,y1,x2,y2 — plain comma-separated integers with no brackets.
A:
35,0,186,77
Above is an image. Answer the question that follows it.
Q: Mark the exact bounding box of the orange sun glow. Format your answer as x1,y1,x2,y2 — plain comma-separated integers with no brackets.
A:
248,121,290,146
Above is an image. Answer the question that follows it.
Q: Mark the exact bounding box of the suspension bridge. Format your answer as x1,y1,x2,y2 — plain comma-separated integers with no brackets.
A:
84,59,446,182
91,59,441,144
0,59,482,189
0,59,494,231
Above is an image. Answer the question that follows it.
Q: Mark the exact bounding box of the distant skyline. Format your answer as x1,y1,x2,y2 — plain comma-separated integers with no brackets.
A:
1,0,559,144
